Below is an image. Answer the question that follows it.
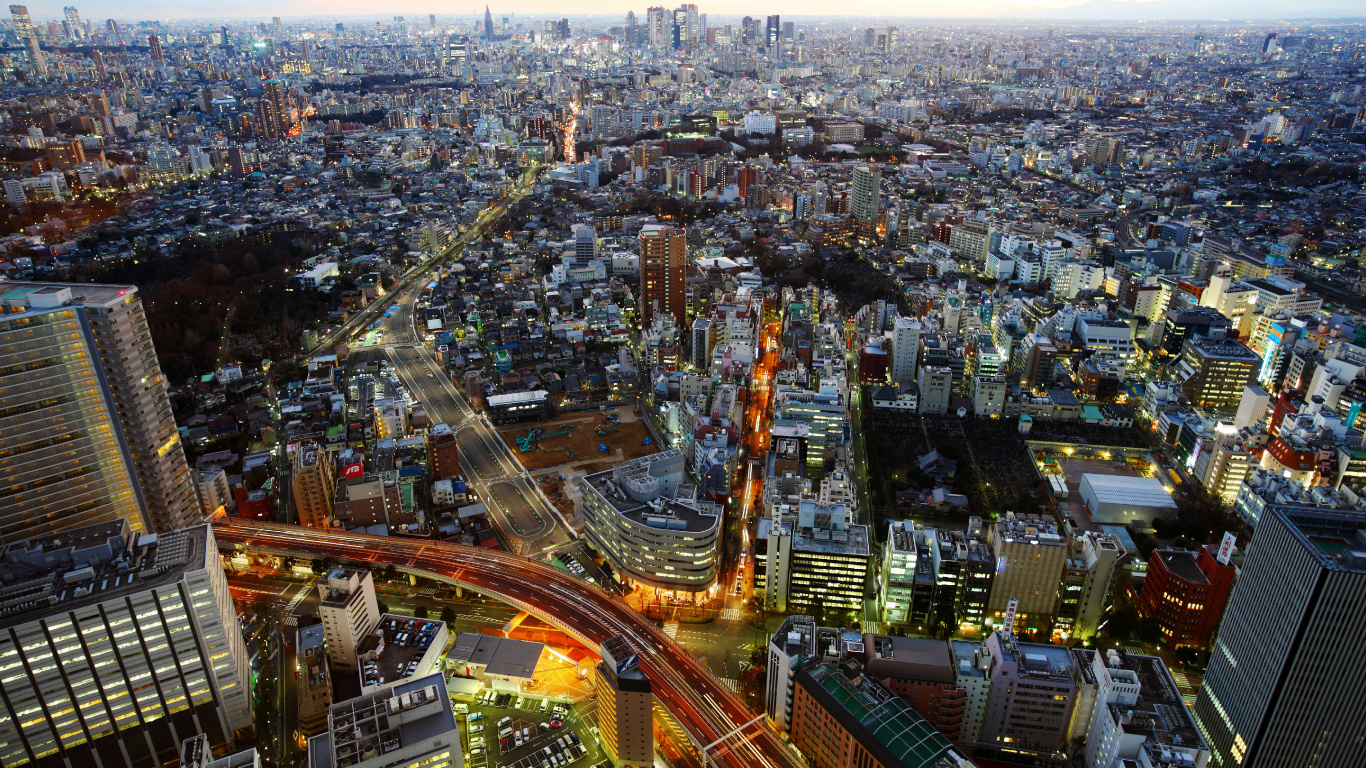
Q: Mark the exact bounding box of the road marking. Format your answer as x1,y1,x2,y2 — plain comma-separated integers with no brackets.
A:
662,622,679,639
720,608,741,621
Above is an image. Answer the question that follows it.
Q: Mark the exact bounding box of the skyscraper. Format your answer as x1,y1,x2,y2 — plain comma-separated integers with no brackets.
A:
9,5,34,39
3,283,198,534
1193,505,1366,768
0,520,253,767
63,6,83,41
484,5,494,41
638,224,688,326
850,164,881,224
261,77,287,136
23,33,44,75
0,286,149,543
766,14,780,50
646,6,669,50
148,33,163,66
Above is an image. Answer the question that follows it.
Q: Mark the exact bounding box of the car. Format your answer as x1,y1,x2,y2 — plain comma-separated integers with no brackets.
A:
550,718,563,728
426,371,435,378
522,727,531,741
514,732,523,747
576,743,588,757
557,736,569,749
539,699,549,714
734,585,742,595
539,721,552,732
569,732,580,744
498,716,512,728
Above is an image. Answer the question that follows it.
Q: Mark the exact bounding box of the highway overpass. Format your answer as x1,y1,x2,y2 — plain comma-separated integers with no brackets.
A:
214,521,801,768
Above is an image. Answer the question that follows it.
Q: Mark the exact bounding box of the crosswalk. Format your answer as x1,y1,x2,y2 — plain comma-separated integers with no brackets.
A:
662,622,679,639
284,615,298,628
720,608,741,622
717,678,740,693
1168,669,1199,706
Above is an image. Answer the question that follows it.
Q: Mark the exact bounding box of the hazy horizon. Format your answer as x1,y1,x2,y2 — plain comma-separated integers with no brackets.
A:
24,1,1366,24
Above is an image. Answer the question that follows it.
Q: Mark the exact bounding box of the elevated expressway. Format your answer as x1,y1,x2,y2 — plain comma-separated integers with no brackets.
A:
215,521,801,768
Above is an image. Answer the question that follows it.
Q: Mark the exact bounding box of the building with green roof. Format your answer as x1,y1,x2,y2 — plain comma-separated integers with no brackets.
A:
791,660,975,768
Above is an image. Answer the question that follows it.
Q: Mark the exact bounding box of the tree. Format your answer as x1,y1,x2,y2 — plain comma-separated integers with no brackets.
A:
415,605,430,619
440,606,457,626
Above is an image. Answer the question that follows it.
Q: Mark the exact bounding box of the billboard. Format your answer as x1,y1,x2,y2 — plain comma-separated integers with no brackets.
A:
615,653,639,675
1217,531,1236,565
1002,597,1019,634
341,459,364,479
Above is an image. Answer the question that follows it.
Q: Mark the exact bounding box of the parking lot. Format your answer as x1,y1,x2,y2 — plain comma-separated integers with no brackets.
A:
460,689,604,768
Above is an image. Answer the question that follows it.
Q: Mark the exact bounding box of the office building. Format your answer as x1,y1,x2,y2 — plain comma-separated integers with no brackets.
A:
1,283,198,535
0,290,149,543
850,164,881,224
856,635,968,742
765,500,871,615
297,623,333,739
318,568,381,673
979,631,1078,757
180,736,259,768
292,441,336,528
917,366,952,415
639,224,687,326
1193,506,1366,768
1054,532,1125,642
765,615,845,732
691,317,714,370
426,423,461,481
1177,335,1260,410
1078,649,1209,768
0,521,252,768
578,451,720,601
881,521,920,625
595,635,652,768
986,513,1069,632
765,14,780,49
790,660,969,768
306,674,462,768
1134,546,1236,650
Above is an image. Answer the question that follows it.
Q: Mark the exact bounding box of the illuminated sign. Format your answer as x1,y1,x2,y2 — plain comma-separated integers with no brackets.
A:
342,460,364,479
1002,597,1019,634
1217,532,1236,565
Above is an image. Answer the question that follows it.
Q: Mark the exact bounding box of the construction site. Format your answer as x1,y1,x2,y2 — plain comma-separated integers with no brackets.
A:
496,406,657,472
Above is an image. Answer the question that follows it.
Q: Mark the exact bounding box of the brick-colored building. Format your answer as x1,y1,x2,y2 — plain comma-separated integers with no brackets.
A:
1135,546,1236,649
790,659,967,768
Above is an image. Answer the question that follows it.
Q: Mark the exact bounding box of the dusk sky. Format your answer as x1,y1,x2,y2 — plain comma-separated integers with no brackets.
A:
26,1,1366,22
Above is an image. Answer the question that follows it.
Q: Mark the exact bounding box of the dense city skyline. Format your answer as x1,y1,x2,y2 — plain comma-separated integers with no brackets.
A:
2,4,1365,768
13,4,1366,21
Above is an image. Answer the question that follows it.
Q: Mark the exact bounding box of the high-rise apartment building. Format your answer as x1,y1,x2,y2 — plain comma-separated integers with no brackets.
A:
0,289,149,543
63,7,83,41
850,164,881,224
148,33,163,66
595,636,652,768
0,520,252,767
2,283,197,538
890,316,922,389
292,440,336,528
638,224,688,327
317,567,381,672
1193,506,1366,768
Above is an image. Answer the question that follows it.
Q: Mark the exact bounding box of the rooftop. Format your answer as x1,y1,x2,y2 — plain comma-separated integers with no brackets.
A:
0,520,203,630
358,615,446,691
1075,648,1207,756
1155,549,1209,585
448,632,544,680
311,674,457,768
800,661,967,768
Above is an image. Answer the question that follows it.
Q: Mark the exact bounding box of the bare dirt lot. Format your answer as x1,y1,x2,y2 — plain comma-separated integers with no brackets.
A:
498,407,656,471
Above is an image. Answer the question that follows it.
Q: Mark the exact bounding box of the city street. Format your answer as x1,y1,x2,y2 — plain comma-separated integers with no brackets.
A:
216,521,799,768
